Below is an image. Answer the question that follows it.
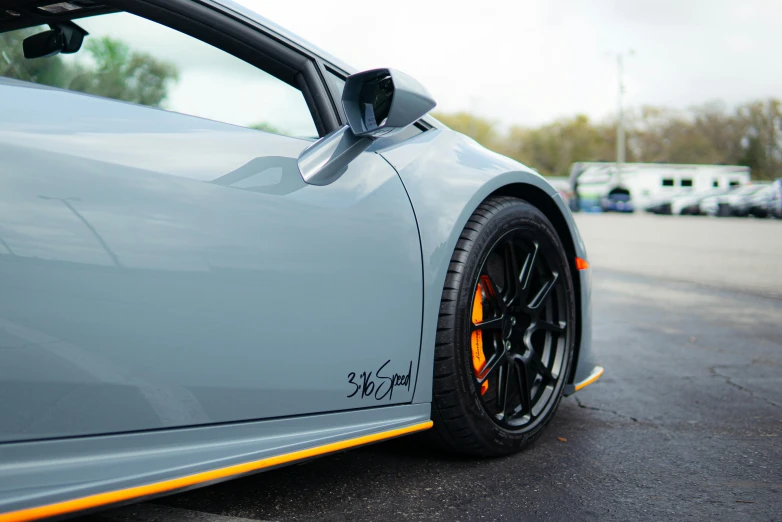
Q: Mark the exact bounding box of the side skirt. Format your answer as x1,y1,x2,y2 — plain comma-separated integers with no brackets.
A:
0,404,431,521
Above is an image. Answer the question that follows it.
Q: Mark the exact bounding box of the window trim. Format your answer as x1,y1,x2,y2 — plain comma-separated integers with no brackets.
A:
0,1,118,33
320,64,348,123
105,0,339,137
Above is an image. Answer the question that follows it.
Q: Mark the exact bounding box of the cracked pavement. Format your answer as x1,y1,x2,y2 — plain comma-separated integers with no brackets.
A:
708,366,781,409
574,395,639,422
84,217,782,522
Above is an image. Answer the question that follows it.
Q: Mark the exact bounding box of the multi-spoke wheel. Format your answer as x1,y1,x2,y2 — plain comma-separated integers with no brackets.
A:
431,196,576,456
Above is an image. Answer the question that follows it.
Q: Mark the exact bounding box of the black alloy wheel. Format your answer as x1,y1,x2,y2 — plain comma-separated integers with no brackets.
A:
431,196,576,456
470,229,569,430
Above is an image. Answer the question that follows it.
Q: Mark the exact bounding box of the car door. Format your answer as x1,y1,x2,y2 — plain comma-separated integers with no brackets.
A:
0,8,423,442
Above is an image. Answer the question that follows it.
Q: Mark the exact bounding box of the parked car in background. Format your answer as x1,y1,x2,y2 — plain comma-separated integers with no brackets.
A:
747,185,778,218
570,162,750,211
645,196,673,214
600,191,634,212
699,183,770,217
671,188,731,215
723,183,773,217
645,189,722,215
763,179,782,218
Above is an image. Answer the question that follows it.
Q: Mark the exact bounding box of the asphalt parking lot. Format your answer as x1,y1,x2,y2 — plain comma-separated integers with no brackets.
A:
85,214,781,522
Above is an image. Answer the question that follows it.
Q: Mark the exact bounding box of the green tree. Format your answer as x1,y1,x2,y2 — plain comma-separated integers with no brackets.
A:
502,115,615,177
738,135,765,174
0,28,71,87
432,100,782,180
1,29,178,108
691,101,747,164
249,122,283,135
67,37,178,107
630,106,720,164
433,111,501,151
735,99,781,180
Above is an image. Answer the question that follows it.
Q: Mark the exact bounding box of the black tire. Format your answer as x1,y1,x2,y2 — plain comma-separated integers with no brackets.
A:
431,196,576,456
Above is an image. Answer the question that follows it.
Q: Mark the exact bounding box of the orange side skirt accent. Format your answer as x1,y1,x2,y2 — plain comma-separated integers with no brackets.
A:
0,421,433,522
574,366,604,392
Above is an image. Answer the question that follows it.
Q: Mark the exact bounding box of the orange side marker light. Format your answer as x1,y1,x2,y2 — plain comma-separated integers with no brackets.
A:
575,257,589,271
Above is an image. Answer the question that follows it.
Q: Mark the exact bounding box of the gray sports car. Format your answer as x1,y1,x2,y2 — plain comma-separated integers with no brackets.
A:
0,1,602,519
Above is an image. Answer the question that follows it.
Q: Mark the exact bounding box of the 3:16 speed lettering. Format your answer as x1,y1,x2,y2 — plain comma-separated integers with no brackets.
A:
347,360,412,401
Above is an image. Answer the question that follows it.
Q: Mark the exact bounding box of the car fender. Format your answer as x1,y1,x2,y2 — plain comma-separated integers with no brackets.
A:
377,128,595,404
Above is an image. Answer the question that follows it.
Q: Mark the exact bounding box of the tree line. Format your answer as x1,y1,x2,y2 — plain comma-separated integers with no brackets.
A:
1,28,179,108
3,27,779,180
1,28,288,132
435,99,782,181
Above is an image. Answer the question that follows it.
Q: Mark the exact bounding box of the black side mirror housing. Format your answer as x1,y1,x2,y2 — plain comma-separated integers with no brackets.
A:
342,68,436,138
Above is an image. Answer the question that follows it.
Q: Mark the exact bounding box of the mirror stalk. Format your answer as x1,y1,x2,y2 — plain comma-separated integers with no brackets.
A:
298,125,372,186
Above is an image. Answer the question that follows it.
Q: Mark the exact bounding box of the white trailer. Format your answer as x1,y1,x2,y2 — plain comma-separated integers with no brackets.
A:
569,162,751,211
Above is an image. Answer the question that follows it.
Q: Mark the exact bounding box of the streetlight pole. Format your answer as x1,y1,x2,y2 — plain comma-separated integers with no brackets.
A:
610,50,633,186
617,53,626,172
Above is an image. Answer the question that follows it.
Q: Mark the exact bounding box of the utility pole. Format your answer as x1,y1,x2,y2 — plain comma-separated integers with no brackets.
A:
768,100,777,179
609,50,633,186
616,54,626,176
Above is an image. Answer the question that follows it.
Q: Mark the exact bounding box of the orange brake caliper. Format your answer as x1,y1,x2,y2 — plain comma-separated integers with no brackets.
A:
471,280,490,395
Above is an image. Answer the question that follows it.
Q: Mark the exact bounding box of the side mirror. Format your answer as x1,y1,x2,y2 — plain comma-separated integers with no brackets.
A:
298,68,435,185
342,68,436,138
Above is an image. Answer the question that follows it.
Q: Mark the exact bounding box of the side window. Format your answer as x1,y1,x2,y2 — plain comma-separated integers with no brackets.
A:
0,12,318,139
662,178,674,187
325,69,346,97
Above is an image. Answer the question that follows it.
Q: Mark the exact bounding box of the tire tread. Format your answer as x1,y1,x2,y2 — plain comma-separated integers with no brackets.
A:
429,196,575,456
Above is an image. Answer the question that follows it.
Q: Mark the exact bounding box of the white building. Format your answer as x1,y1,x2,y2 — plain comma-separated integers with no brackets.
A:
569,162,751,210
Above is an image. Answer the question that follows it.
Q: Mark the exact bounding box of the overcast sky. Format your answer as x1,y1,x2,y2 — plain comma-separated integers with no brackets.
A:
238,0,782,128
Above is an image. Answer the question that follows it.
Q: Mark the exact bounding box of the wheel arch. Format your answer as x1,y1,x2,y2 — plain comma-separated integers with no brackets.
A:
379,129,593,404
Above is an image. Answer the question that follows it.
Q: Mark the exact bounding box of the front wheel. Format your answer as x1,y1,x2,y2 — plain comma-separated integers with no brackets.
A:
431,196,576,456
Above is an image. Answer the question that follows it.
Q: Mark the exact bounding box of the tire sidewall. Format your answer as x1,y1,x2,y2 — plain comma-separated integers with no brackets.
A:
451,201,577,453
